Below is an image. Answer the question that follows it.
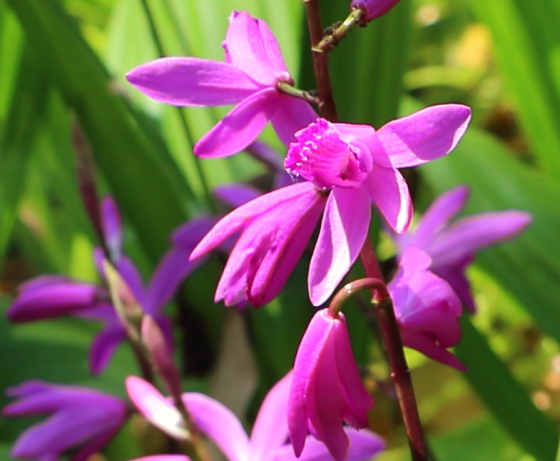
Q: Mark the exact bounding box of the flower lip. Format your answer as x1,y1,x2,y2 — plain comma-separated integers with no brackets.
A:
285,119,372,190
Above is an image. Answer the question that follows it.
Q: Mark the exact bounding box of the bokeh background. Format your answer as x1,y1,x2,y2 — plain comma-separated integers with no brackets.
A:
1,0,560,460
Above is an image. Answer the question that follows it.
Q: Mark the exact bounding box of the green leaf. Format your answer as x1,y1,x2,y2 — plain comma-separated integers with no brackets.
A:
470,0,560,179
455,316,558,461
7,0,192,260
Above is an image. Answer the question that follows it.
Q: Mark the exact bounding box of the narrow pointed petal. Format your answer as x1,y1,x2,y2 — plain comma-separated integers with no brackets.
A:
214,184,262,209
401,330,466,371
271,429,384,461
225,11,290,86
128,457,190,461
376,104,471,168
126,57,260,106
427,211,532,266
100,196,123,261
89,325,127,375
251,372,293,457
309,188,370,306
270,97,317,147
194,88,277,158
115,257,148,308
125,377,188,440
406,186,469,250
191,182,316,260
368,165,412,234
147,218,217,311
7,277,104,322
182,393,251,461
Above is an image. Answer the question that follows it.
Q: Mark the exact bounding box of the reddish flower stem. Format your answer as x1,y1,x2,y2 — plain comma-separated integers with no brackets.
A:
359,240,427,461
302,3,428,459
304,0,338,122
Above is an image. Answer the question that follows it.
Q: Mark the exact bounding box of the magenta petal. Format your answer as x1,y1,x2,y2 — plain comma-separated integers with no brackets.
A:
401,330,466,371
225,11,290,86
191,182,317,260
288,312,333,456
213,184,262,209
182,393,250,461
89,325,127,375
147,218,217,311
100,196,123,262
376,104,471,168
368,166,412,234
215,185,325,306
194,88,278,158
270,97,318,147
126,377,187,440
126,57,260,106
433,263,475,313
309,187,371,306
115,256,148,308
271,429,384,461
7,277,104,322
406,186,469,250
127,457,191,461
427,211,532,266
250,372,293,457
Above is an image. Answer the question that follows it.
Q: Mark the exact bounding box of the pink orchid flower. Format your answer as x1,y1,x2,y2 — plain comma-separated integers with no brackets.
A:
126,11,317,158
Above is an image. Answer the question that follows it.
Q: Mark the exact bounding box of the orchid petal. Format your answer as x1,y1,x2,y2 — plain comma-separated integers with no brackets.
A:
125,377,188,440
128,457,190,461
433,263,475,313
401,330,466,371
271,429,384,461
115,256,148,308
225,11,290,86
182,393,251,461
309,187,370,306
89,325,127,375
376,104,471,168
270,97,318,147
191,182,316,260
251,372,292,457
100,196,123,262
427,211,532,266
368,166,412,234
147,218,217,311
194,88,278,158
213,184,262,209
406,186,469,250
126,57,260,106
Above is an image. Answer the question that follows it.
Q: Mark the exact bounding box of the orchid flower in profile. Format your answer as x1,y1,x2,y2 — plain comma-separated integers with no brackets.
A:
7,196,215,375
288,309,375,461
391,185,532,312
350,0,402,22
192,104,471,307
126,372,383,461
126,11,317,158
3,380,128,461
388,247,465,371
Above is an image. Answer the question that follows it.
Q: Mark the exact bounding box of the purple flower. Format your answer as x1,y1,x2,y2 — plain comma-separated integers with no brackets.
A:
127,458,190,461
126,372,383,461
350,0,401,22
2,380,128,461
7,196,215,374
193,105,470,307
288,309,374,461
392,185,532,312
388,247,465,370
191,182,328,307
126,11,317,158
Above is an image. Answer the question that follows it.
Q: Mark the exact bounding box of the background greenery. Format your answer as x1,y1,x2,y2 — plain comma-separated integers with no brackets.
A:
1,0,559,460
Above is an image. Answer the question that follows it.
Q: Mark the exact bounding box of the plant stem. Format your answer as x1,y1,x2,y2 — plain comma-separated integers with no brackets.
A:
359,239,427,461
303,0,338,121
302,4,427,455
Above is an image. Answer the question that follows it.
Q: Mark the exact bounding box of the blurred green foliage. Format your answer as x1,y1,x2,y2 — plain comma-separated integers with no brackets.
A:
1,0,559,460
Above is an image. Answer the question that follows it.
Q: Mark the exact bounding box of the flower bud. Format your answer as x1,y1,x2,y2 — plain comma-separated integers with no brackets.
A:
350,0,401,22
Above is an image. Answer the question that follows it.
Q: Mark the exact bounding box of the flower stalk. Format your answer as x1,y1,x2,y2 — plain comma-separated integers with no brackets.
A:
303,2,427,458
317,8,365,52
360,239,427,461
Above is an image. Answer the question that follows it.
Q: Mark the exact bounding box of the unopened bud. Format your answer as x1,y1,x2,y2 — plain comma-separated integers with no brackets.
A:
350,0,401,22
